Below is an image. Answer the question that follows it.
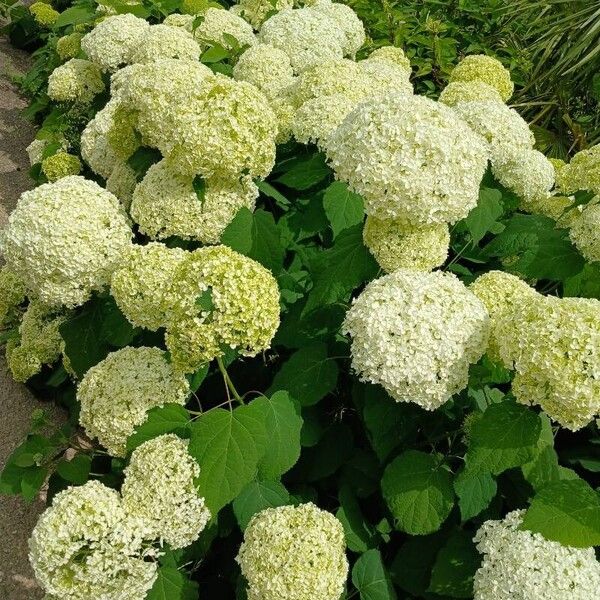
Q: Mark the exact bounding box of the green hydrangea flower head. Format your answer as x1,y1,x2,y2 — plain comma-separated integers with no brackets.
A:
450,54,514,101
555,144,600,195
0,266,27,328
363,215,449,273
439,80,503,107
47,59,105,103
165,245,280,373
56,32,84,61
366,45,411,74
41,152,82,182
30,2,59,27
237,502,348,600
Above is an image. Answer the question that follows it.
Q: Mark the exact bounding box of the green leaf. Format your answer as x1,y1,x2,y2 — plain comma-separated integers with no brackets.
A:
220,207,253,253
267,343,338,406
127,147,162,182
275,152,330,190
453,468,497,521
521,414,562,491
192,175,206,203
303,224,378,315
126,404,190,453
521,479,600,547
464,187,504,245
53,6,96,28
257,180,290,209
195,288,215,313
428,531,480,598
201,44,230,63
465,402,542,475
232,480,290,530
147,566,198,600
253,392,303,479
336,486,376,553
322,181,365,238
56,454,91,485
381,450,454,535
482,214,584,282
21,467,48,502
188,406,265,514
352,549,397,600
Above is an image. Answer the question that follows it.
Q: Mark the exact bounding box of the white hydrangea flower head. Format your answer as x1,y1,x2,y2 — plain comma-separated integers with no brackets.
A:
29,480,157,600
357,58,413,96
473,510,600,600
570,202,600,263
237,502,348,600
363,215,449,273
106,162,137,209
194,7,257,50
130,159,259,243
343,269,489,409
81,13,150,71
6,301,66,383
327,94,488,225
269,87,297,143
80,99,122,178
259,7,347,73
469,270,538,364
111,242,187,331
0,176,132,308
453,100,534,158
47,59,104,103
114,59,213,154
555,144,600,195
439,80,503,107
167,74,278,179
292,93,358,149
509,295,600,430
311,0,365,57
78,347,190,457
129,24,200,64
233,43,295,98
450,54,514,101
230,0,294,30
366,45,411,74
163,12,195,30
165,245,281,373
492,148,555,205
122,434,211,549
26,139,49,166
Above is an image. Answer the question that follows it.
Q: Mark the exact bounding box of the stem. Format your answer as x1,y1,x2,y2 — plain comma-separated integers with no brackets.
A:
216,357,244,405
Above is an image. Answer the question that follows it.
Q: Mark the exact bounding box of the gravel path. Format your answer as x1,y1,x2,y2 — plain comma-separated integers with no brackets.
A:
0,36,64,600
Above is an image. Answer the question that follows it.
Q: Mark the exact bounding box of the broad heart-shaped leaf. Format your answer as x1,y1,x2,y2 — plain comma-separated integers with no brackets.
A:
482,214,584,282
322,181,365,238
126,404,191,453
463,187,503,245
147,566,198,600
275,151,330,190
521,413,563,491
188,406,265,514
56,454,91,485
465,402,542,475
352,549,397,600
232,480,290,530
453,468,497,521
267,343,338,406
381,451,454,535
520,479,600,547
336,485,377,553
303,224,379,315
428,530,480,598
220,208,285,274
251,392,303,479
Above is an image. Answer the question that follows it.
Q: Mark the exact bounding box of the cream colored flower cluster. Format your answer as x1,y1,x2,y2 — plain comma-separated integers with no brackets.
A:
343,269,489,409
78,347,190,457
122,434,211,549
231,0,294,30
449,54,514,101
237,502,348,600
31,436,210,598
473,510,600,600
327,94,488,226
47,59,105,103
471,271,600,430
0,176,132,308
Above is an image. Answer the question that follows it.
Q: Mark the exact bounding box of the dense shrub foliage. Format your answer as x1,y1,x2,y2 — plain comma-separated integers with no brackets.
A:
1,1,600,599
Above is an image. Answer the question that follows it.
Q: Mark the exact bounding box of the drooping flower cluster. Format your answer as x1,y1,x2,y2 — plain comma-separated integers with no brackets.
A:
78,347,190,457
343,269,489,409
363,215,449,273
473,510,600,600
29,481,158,600
236,502,348,600
121,434,211,549
327,94,488,225
471,271,600,430
0,176,132,307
